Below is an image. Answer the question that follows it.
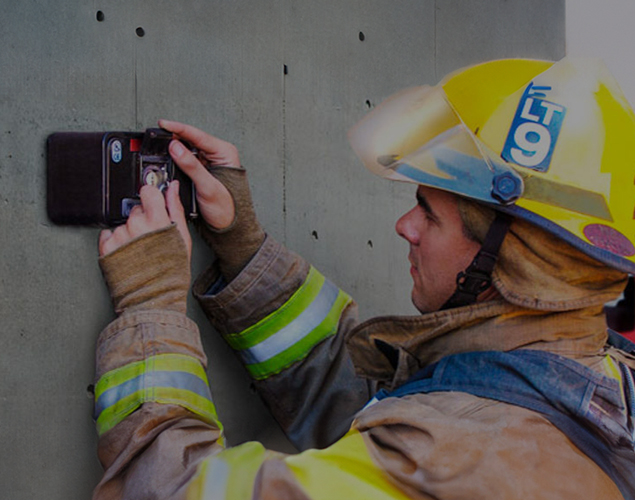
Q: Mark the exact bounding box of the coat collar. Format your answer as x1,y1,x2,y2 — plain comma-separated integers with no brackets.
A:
346,299,609,390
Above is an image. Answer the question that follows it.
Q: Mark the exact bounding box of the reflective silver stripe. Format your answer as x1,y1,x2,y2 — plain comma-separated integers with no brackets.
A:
239,278,339,365
203,458,229,500
94,371,212,420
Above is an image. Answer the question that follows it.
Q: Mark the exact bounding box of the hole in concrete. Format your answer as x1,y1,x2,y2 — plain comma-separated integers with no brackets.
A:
136,27,145,37
311,230,319,240
365,100,372,108
367,240,373,248
359,31,365,41
96,11,105,22
283,64,288,75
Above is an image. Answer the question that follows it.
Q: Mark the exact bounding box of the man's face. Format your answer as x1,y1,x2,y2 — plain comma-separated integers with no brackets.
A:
396,186,481,313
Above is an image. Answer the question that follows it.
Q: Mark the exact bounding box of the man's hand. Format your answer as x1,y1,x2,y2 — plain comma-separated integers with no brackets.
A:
159,119,237,231
99,182,192,258
158,119,265,281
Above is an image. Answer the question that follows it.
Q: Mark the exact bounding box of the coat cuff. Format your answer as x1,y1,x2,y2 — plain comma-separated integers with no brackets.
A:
98,224,190,315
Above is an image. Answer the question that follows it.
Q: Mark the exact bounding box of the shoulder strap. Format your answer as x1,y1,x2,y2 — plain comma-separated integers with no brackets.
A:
608,330,635,439
376,349,635,500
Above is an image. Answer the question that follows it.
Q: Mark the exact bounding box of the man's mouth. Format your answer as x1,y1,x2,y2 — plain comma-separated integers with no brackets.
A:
408,256,418,276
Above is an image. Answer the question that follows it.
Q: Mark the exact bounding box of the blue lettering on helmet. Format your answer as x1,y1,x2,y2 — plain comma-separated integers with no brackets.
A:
502,83,566,172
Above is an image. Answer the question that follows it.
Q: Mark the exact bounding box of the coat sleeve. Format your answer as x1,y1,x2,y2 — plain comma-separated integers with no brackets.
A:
92,307,414,500
92,309,222,498
192,235,375,450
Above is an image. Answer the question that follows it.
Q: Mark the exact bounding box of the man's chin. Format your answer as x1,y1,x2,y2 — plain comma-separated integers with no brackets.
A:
411,289,451,314
411,292,432,314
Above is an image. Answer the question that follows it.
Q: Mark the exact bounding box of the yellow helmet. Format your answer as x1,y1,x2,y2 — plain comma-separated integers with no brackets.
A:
349,57,635,274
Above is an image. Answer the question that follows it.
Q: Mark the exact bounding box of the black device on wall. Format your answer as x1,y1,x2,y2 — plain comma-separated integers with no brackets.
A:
46,128,197,226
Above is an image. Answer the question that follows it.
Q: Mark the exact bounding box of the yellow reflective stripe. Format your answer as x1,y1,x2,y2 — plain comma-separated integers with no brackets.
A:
186,442,266,500
186,431,409,499
94,353,221,436
222,265,352,380
284,429,411,500
96,386,221,436
95,353,208,399
186,458,209,500
224,266,324,350
245,289,352,380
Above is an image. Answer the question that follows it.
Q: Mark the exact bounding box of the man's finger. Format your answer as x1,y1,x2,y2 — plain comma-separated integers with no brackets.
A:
159,120,239,167
100,225,131,256
139,185,169,225
168,140,214,187
165,181,192,257
165,181,185,222
99,229,113,256
168,140,234,206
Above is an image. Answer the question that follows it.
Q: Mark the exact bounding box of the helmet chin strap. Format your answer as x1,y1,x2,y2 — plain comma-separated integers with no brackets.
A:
441,212,513,310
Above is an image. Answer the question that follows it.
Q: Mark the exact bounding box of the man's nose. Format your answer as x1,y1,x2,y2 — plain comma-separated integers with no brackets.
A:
395,208,418,244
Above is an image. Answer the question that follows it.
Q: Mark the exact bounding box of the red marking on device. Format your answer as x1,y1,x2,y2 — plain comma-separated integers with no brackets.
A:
130,138,142,152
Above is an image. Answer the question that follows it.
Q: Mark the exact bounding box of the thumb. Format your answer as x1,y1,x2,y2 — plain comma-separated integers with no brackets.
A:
166,181,192,259
99,229,113,257
169,140,210,188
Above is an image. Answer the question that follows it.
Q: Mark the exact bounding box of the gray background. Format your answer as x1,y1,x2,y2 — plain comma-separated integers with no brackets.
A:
0,1,564,497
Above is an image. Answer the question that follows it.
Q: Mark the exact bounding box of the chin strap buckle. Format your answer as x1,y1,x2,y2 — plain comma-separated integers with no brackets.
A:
455,251,497,295
441,212,513,310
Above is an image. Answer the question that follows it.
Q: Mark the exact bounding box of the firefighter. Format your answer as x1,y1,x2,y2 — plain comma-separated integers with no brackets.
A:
94,57,635,499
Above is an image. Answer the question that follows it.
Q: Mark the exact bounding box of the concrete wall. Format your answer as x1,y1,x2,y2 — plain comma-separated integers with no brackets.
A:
566,0,635,106
0,1,564,497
